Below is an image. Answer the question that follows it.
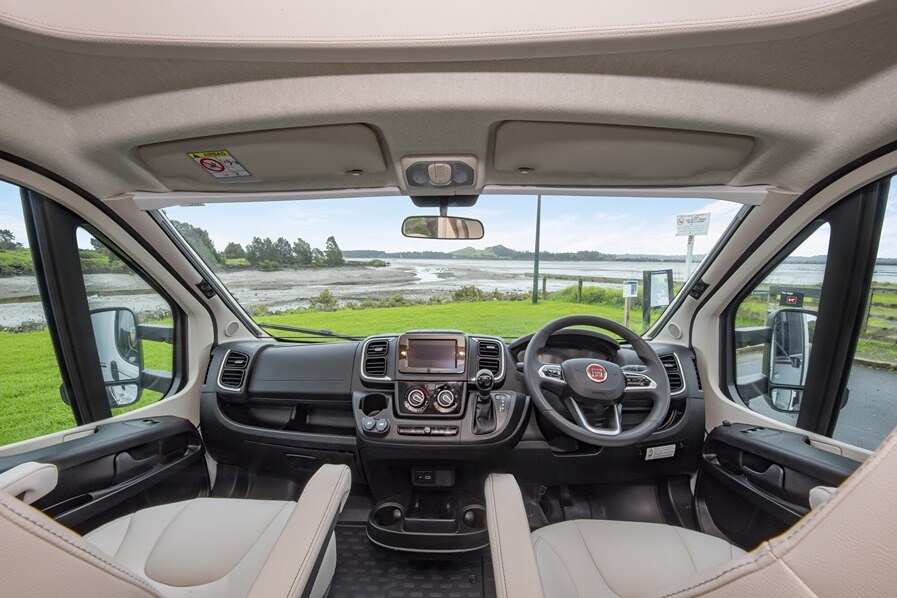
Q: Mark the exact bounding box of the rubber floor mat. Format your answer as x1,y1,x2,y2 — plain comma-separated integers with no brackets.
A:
329,525,495,598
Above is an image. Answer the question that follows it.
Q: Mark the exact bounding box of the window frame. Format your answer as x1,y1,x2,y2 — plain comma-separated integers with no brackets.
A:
720,178,890,438
19,187,187,428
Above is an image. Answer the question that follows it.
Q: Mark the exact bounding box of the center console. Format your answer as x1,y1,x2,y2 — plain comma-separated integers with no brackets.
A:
353,330,530,553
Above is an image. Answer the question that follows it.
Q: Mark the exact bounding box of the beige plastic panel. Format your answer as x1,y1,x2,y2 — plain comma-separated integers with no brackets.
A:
0,0,889,62
493,121,754,181
138,124,388,190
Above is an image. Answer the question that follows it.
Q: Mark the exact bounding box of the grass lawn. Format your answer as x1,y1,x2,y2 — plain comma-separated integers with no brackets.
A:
0,329,172,446
260,299,630,340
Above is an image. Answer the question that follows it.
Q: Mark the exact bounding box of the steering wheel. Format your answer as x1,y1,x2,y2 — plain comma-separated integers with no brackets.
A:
523,315,671,447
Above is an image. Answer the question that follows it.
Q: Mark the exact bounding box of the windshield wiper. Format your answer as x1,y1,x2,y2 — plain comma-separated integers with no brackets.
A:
257,322,361,341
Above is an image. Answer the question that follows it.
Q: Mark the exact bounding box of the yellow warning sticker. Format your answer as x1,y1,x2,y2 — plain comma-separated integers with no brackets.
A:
187,150,251,179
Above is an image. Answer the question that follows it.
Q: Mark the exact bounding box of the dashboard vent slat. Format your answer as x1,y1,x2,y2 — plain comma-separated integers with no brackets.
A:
219,369,245,389
477,340,502,376
225,351,249,369
363,339,390,377
660,354,684,394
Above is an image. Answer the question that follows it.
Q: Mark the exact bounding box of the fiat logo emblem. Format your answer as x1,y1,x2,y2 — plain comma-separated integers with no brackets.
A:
586,364,607,383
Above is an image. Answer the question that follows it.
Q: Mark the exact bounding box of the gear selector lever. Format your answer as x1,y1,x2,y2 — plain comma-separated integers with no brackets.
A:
473,369,497,435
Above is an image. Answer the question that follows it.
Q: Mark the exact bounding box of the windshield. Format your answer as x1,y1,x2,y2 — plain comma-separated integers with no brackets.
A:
163,194,741,340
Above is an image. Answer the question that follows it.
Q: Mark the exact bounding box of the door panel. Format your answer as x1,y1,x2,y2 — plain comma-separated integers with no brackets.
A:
696,423,858,549
0,416,207,533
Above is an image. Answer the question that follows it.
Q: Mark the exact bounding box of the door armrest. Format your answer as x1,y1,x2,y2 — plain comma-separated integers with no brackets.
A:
0,462,58,504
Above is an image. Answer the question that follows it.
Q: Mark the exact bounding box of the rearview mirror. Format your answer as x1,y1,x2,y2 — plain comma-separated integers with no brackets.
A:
763,308,816,413
90,308,143,407
402,216,484,240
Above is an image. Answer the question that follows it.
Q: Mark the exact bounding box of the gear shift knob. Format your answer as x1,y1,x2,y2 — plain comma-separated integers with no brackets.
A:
475,369,494,398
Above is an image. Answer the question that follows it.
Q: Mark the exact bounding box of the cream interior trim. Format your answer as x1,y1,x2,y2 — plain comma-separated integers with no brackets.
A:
0,462,58,504
129,187,402,211
481,185,778,206
0,158,228,456
0,1,889,62
131,184,774,211
493,121,755,181
687,149,897,463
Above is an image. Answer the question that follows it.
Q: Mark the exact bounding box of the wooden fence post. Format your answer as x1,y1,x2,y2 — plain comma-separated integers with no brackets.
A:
577,279,583,303
542,276,547,299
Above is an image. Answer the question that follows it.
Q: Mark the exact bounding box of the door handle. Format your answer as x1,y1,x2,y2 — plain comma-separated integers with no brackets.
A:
742,463,785,497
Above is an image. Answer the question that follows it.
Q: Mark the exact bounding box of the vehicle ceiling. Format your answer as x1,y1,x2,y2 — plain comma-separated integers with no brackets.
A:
1,2,897,201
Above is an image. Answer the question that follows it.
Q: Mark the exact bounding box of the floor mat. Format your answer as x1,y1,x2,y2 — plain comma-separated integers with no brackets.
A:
330,525,495,598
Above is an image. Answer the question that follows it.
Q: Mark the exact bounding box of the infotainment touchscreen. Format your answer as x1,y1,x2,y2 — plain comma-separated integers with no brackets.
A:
406,339,457,370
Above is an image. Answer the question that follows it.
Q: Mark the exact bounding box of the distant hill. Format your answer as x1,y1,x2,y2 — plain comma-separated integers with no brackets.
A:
343,245,696,262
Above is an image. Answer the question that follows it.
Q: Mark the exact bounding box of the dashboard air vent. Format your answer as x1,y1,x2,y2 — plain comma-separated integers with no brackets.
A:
219,368,245,389
477,340,502,376
219,350,249,390
660,354,684,394
364,340,389,377
692,357,703,391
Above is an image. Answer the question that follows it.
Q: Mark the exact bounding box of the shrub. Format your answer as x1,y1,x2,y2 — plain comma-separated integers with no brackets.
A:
309,289,339,312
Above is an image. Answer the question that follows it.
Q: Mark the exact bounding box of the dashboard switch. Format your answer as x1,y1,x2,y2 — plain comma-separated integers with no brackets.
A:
375,419,390,433
362,417,376,431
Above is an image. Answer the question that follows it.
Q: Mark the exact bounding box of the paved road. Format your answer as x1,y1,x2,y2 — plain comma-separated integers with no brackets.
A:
737,355,896,450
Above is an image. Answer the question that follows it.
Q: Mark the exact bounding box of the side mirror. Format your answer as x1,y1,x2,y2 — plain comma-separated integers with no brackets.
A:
763,308,816,413
402,216,484,240
90,308,143,407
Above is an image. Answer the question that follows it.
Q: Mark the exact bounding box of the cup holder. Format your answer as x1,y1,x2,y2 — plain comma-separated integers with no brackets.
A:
360,393,389,417
371,503,404,528
460,506,487,531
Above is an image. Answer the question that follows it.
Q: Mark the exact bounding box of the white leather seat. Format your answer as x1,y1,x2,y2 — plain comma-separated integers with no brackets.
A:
531,519,744,597
0,462,351,598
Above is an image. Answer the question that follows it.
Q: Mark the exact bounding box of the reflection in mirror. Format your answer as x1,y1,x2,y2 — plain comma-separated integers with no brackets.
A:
764,308,816,413
90,308,143,407
771,388,803,413
402,216,484,240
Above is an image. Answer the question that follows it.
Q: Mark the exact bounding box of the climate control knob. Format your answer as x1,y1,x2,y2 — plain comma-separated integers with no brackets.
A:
404,387,427,411
435,388,457,411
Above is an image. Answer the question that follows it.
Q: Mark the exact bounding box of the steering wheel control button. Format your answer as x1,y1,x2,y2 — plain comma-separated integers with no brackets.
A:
374,419,390,433
362,417,376,431
539,365,564,380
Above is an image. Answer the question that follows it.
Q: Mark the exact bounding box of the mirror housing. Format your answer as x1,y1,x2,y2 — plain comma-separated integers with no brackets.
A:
763,308,817,413
402,216,485,240
90,308,144,407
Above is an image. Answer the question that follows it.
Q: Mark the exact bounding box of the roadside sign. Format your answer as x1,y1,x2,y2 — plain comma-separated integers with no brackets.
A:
642,269,674,329
623,280,638,298
676,213,711,236
188,150,252,179
779,291,805,308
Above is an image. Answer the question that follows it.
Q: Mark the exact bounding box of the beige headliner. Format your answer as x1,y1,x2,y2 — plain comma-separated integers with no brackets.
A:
1,4,897,201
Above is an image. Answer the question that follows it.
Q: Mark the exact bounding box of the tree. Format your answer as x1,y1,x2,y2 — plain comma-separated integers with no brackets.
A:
245,237,276,266
324,236,344,266
0,229,21,250
273,237,293,265
310,248,325,265
293,238,313,265
88,236,119,264
223,242,245,260
171,220,222,266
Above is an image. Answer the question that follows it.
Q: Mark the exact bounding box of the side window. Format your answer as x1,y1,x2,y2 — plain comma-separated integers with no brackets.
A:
733,224,831,427
1,184,74,445
837,182,897,449
78,229,175,414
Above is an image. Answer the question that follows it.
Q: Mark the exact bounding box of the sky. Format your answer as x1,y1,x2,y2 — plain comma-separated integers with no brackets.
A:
2,180,897,258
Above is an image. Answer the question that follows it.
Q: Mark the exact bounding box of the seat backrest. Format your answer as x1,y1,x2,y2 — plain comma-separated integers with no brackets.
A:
662,425,897,597
0,490,159,597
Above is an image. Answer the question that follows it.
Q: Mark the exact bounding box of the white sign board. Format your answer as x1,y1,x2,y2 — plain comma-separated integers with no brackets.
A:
676,213,711,236
622,280,638,298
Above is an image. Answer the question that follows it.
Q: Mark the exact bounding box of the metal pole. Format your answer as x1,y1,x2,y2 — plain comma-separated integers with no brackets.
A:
532,194,542,304
685,234,695,280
